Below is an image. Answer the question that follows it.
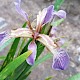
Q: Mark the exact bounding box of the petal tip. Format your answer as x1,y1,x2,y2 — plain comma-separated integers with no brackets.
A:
26,41,37,65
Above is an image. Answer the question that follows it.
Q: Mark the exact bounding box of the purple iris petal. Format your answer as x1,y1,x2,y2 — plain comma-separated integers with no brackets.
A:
43,5,54,24
52,49,69,70
26,41,37,65
54,10,66,19
0,32,6,42
14,0,28,21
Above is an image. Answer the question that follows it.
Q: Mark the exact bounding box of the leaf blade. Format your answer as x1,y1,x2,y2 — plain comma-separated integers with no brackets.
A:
17,53,53,80
0,50,32,80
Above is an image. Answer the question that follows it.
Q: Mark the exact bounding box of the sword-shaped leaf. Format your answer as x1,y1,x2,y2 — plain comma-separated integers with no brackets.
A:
0,50,32,80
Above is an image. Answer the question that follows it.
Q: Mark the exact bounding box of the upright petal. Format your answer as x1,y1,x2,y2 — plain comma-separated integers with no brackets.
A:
37,34,57,54
37,9,47,26
52,49,69,70
53,10,66,19
43,5,54,24
14,0,28,21
10,28,33,38
26,41,37,65
37,5,54,26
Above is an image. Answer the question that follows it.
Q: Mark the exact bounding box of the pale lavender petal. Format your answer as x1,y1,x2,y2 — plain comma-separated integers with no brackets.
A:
26,41,37,65
0,32,6,42
50,27,58,34
14,0,28,21
54,10,66,19
43,5,54,24
52,49,69,70
10,28,33,38
37,9,47,26
37,34,57,54
0,31,11,47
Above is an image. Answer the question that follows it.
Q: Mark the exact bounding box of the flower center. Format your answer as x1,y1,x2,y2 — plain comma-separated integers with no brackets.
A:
32,32,39,40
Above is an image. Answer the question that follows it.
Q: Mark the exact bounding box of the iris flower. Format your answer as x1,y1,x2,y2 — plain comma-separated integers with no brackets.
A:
0,0,69,70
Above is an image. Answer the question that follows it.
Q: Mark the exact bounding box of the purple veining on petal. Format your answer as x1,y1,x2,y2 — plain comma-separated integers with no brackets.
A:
43,5,54,24
52,49,69,70
53,10,66,19
14,0,28,21
0,32,6,42
26,41,37,65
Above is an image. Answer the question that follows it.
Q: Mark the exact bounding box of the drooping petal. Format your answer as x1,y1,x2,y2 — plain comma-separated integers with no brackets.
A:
10,28,33,38
52,49,69,70
26,41,37,65
14,0,28,21
37,34,57,54
53,10,66,19
37,5,54,26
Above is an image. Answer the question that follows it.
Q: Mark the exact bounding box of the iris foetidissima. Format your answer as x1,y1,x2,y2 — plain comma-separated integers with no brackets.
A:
0,0,69,70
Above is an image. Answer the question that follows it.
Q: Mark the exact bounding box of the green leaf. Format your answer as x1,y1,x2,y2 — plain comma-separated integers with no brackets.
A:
8,39,33,80
0,38,20,71
0,56,6,60
54,0,64,11
0,50,32,80
0,38,14,52
51,19,64,27
0,22,27,71
16,53,53,80
22,22,27,28
67,73,80,80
